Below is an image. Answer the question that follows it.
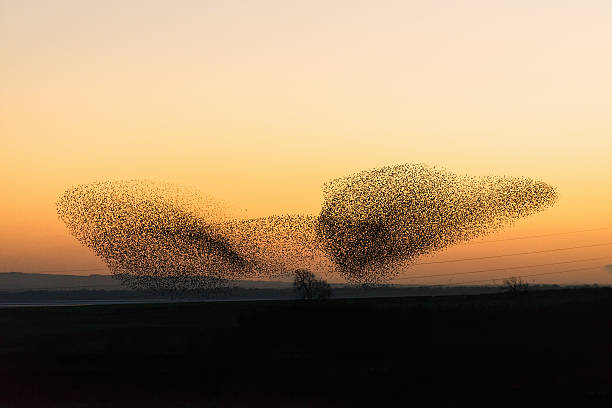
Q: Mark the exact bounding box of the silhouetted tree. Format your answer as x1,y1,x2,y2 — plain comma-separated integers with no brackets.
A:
293,269,331,300
503,276,529,294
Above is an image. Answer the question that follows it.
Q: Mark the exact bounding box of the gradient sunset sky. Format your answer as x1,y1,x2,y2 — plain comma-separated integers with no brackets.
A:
1,1,611,284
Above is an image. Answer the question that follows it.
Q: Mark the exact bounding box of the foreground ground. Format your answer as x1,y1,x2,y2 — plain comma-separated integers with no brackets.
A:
1,288,611,407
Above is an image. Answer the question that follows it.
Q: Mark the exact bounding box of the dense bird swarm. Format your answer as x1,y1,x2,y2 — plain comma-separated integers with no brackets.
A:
57,164,557,291
317,165,557,282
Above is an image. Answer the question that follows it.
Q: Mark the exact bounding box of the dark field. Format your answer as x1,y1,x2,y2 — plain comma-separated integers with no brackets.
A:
1,289,611,407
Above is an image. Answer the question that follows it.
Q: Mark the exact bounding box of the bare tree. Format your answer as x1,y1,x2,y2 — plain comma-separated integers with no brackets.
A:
293,269,331,300
503,276,529,294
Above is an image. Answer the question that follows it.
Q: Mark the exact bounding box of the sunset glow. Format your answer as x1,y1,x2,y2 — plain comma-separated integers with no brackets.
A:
2,1,611,284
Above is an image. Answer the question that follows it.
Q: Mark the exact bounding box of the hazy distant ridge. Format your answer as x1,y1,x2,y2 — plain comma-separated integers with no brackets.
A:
0,272,293,292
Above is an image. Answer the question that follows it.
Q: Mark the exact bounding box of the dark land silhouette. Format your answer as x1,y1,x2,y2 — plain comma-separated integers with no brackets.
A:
2,271,596,303
1,288,611,407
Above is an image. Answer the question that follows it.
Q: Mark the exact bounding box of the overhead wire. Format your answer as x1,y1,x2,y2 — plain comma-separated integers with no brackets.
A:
392,255,612,281
461,226,612,245
436,265,605,287
414,242,612,265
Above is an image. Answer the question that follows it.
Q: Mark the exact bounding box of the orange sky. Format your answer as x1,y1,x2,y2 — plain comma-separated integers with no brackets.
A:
1,1,611,284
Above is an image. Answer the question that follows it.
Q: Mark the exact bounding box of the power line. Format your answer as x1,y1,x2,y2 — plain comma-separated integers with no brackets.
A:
462,226,612,245
415,242,612,266
441,265,604,287
392,256,612,281
4,234,611,278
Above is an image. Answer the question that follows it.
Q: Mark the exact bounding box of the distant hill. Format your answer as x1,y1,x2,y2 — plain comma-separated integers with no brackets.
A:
0,272,124,291
2,272,603,299
0,272,293,292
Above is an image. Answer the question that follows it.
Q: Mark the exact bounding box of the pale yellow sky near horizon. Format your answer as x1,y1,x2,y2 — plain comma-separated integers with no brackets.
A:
1,1,611,284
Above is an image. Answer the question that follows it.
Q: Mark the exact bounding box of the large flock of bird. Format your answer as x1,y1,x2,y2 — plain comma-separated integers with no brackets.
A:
57,164,558,292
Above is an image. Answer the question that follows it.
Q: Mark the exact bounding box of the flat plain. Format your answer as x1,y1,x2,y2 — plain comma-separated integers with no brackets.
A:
1,288,611,407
